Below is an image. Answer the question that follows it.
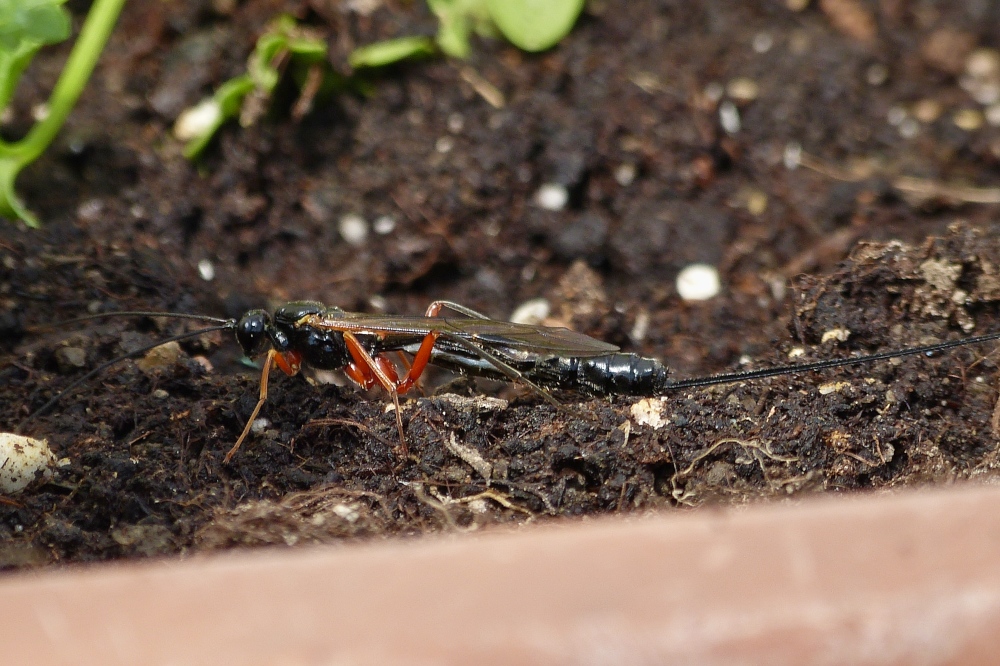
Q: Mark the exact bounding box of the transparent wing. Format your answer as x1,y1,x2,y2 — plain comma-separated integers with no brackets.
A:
313,312,619,357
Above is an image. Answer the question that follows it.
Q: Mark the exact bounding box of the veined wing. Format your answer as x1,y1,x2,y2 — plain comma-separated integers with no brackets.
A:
311,312,620,357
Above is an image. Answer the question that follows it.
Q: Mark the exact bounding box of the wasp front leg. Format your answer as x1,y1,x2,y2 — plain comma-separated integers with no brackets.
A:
224,350,302,464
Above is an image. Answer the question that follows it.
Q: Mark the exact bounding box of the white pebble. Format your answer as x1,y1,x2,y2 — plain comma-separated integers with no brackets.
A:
726,77,759,103
173,99,221,141
534,183,569,211
31,103,49,122
898,117,919,139
373,215,396,235
985,103,1000,126
783,141,802,170
676,264,721,301
719,101,741,134
509,298,551,325
703,81,725,103
614,163,637,187
752,32,773,53
332,504,360,523
820,328,851,343
197,259,215,281
338,214,369,246
630,397,670,429
953,108,984,131
0,434,55,494
77,199,103,222
435,136,454,153
866,63,889,86
629,309,650,343
966,48,1000,79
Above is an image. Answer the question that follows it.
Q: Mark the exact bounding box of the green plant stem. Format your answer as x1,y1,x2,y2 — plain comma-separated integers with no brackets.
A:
10,0,126,167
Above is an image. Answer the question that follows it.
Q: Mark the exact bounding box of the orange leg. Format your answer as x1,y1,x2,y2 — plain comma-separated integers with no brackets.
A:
424,300,491,319
343,332,408,454
344,359,376,389
226,349,275,463
225,350,301,464
274,349,302,375
343,332,436,395
375,354,400,384
341,331,446,455
394,351,425,395
395,331,439,393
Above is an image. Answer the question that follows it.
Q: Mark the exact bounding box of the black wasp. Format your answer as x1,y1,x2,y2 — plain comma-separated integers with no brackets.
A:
20,299,1000,462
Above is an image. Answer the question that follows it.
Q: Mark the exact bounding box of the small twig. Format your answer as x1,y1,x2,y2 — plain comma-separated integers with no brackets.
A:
893,176,1000,205
677,437,797,478
797,151,1000,204
458,66,505,108
443,432,493,482
305,417,397,450
449,489,535,520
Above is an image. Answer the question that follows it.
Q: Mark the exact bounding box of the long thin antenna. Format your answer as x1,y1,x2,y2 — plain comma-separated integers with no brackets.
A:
17,323,234,430
26,310,232,331
665,330,1000,391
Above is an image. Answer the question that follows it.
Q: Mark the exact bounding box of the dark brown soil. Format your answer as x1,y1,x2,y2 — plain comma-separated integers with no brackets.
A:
3,0,1000,568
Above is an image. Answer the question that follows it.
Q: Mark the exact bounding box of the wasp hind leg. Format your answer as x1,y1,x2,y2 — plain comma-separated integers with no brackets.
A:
343,332,409,455
424,300,492,319
343,330,443,457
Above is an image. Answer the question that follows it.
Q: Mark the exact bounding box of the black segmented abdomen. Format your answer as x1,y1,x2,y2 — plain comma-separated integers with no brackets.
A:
529,353,671,396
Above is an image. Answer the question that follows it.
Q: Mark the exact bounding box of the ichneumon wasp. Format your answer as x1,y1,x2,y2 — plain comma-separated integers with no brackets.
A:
18,299,1000,463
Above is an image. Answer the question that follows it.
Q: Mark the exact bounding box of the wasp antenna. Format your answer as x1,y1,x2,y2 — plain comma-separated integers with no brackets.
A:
17,323,233,431
26,310,233,332
666,330,1000,391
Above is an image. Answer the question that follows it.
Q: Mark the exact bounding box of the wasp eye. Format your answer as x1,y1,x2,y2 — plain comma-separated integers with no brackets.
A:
235,310,270,356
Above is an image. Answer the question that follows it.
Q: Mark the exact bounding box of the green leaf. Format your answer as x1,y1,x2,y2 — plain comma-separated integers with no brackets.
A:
214,74,255,118
248,15,328,92
286,38,327,60
349,36,436,68
0,0,71,49
0,0,71,111
176,75,254,160
0,40,42,111
428,0,470,58
486,0,584,52
427,0,495,58
180,15,331,160
0,0,125,225
435,14,471,59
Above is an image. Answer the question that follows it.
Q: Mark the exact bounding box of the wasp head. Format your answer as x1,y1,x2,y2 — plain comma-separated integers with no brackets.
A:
235,310,272,357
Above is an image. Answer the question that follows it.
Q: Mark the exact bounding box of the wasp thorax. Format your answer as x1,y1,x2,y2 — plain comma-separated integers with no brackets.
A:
235,310,271,356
